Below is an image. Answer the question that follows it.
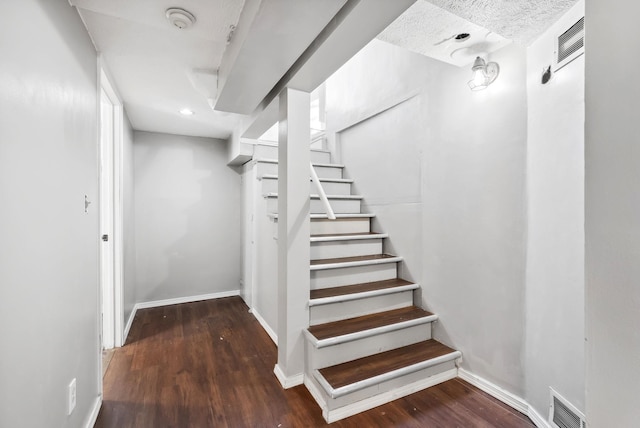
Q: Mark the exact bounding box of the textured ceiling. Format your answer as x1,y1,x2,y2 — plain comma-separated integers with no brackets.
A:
377,1,510,67
426,0,580,45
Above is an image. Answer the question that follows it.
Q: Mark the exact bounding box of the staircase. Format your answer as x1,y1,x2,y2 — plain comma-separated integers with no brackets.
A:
253,142,461,423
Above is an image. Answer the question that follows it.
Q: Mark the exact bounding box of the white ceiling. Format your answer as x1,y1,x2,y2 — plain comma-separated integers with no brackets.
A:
72,0,247,139
71,0,580,140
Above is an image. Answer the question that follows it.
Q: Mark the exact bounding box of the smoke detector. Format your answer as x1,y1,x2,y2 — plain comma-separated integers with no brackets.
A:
165,8,196,30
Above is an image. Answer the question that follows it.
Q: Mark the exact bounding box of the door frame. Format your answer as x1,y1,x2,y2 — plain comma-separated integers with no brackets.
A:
99,63,125,350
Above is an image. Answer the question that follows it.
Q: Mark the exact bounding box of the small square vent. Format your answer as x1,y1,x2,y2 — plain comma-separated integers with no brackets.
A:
555,17,585,71
549,388,586,428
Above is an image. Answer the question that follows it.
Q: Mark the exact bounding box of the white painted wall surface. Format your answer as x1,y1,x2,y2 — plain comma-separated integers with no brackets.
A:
123,114,136,325
585,0,640,425
0,1,100,427
424,43,528,397
525,0,585,417
134,132,241,303
326,40,528,397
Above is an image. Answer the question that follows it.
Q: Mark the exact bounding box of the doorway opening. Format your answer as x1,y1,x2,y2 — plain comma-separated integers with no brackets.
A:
99,67,125,365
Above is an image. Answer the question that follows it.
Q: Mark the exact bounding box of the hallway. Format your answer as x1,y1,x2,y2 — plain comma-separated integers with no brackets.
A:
96,297,534,427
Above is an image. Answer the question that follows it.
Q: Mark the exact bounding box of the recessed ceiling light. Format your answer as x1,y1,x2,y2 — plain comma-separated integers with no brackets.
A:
179,108,194,116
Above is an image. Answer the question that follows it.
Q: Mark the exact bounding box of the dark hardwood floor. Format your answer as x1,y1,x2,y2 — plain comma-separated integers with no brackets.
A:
95,297,534,428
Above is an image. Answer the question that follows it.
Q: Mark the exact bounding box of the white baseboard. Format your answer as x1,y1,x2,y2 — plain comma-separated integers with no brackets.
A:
84,396,102,428
273,364,304,389
528,405,552,428
304,375,327,412
135,290,240,310
250,308,278,345
325,368,458,423
458,368,528,414
457,368,551,428
123,307,136,345
122,290,240,343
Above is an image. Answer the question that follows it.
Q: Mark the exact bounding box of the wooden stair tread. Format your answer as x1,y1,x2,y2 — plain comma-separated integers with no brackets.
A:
310,253,397,266
318,340,457,389
311,279,415,300
308,306,432,341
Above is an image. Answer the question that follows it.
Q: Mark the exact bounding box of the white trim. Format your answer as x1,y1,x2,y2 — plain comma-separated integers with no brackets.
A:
273,364,304,389
310,233,388,243
84,396,102,428
457,368,554,428
254,158,345,168
549,387,585,427
309,283,419,307
269,213,375,220
315,351,461,398
250,307,278,344
98,62,125,349
305,313,438,348
261,174,354,184
324,368,458,423
264,193,363,200
530,405,552,428
304,375,327,412
310,255,403,271
458,368,528,414
123,306,136,345
134,290,240,310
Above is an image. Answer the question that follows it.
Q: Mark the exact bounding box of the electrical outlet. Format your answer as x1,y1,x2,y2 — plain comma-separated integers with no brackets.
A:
68,378,76,415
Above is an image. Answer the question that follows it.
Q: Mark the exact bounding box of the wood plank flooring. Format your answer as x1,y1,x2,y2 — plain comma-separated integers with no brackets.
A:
95,297,535,428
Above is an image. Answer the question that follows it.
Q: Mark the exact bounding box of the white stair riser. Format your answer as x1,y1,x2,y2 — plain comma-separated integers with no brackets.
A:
311,218,371,235
312,165,343,179
325,361,457,414
305,323,431,370
267,198,360,214
310,239,382,260
261,178,352,196
257,162,343,179
309,291,414,325
311,263,397,289
253,145,331,163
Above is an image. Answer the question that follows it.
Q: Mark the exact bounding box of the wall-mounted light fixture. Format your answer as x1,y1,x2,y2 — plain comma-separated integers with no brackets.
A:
468,56,500,91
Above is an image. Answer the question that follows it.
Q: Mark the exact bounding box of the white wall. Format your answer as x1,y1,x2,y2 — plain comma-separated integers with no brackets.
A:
134,132,241,303
585,0,640,425
123,114,136,323
525,0,585,416
326,40,529,396
424,43,529,396
326,40,433,285
0,1,100,427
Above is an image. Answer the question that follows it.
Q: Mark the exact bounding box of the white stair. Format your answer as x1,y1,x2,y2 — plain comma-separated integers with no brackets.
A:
256,159,344,179
261,174,353,195
253,143,331,164
249,143,460,423
265,193,363,215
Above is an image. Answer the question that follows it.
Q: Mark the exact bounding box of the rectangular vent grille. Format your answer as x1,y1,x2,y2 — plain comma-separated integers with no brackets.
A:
556,17,585,70
550,389,586,428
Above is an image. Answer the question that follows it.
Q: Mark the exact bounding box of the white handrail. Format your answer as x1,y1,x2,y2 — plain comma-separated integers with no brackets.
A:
310,163,336,220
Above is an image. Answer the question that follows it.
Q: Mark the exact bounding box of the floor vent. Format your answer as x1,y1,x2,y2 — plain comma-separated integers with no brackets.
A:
549,388,586,428
555,16,585,71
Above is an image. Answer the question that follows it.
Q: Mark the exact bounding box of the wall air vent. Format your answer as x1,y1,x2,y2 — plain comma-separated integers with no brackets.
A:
549,388,586,428
555,17,585,71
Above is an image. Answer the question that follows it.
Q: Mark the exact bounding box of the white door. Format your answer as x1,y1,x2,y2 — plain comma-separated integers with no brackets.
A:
100,88,115,350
